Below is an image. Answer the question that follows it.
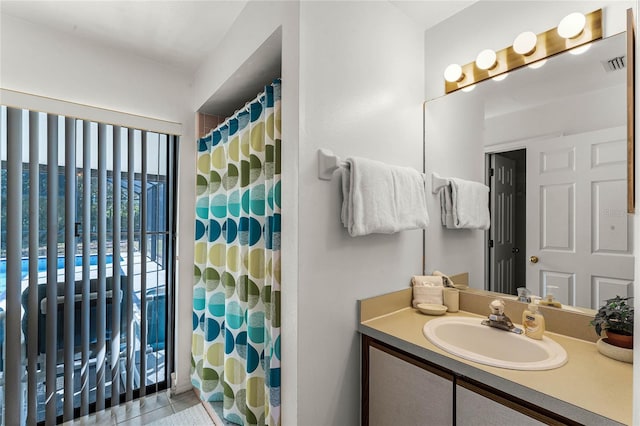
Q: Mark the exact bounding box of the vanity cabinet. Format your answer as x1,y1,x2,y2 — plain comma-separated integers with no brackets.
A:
366,342,453,426
362,336,572,426
456,381,548,426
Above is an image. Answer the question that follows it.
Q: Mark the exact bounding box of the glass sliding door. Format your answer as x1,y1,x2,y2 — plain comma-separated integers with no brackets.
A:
0,106,177,424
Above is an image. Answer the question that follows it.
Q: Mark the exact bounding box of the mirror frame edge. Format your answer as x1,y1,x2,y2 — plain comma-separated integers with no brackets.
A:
422,100,427,275
628,8,636,213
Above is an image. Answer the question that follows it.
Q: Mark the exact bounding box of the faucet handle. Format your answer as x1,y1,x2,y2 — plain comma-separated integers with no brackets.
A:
490,299,505,315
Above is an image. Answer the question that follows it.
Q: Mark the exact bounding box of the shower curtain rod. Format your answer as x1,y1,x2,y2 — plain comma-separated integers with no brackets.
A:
205,81,279,138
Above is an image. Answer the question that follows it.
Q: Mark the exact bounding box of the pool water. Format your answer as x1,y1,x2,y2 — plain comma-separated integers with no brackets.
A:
0,254,113,294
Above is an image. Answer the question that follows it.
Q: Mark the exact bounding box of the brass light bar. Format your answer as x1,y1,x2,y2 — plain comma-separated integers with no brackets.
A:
445,9,602,94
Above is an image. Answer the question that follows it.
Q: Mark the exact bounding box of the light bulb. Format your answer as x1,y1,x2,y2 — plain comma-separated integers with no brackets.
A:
528,59,547,70
569,44,591,55
513,31,537,55
443,64,463,82
476,49,497,70
558,12,586,39
461,84,476,93
492,74,508,82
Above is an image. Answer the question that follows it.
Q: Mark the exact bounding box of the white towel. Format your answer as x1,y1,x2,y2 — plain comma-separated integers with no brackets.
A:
432,270,468,289
341,157,429,236
439,178,490,230
439,189,454,228
431,270,454,288
411,275,444,307
411,275,444,287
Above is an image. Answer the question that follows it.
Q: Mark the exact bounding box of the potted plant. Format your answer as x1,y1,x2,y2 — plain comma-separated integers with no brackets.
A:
591,296,634,349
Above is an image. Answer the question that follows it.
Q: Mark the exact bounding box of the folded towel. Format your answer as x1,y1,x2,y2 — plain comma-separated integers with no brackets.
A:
439,189,454,228
433,270,468,290
411,275,443,287
431,270,454,288
412,285,443,308
411,275,444,307
438,178,490,230
341,157,429,236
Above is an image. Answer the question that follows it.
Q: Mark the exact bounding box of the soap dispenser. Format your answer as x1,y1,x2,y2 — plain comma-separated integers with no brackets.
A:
522,303,545,340
539,294,562,308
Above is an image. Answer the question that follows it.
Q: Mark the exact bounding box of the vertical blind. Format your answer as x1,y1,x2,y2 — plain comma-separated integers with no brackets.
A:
0,106,177,424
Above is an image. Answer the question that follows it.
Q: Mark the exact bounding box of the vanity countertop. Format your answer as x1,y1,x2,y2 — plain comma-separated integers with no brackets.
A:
358,290,633,425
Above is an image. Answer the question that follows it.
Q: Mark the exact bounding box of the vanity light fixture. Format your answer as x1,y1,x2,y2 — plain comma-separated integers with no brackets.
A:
476,49,497,70
444,63,464,83
461,84,476,93
513,31,537,55
558,12,587,39
492,74,508,82
443,8,601,94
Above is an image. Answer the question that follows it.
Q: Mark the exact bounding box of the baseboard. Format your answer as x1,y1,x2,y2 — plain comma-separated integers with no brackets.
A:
174,381,195,395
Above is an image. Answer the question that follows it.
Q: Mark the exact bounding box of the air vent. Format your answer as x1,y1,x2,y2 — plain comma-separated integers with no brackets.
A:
601,55,626,72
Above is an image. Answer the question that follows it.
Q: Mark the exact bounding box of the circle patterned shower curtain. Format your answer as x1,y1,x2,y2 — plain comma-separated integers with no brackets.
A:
192,80,281,426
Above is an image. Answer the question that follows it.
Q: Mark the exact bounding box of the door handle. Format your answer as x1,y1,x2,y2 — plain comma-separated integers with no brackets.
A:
529,256,539,264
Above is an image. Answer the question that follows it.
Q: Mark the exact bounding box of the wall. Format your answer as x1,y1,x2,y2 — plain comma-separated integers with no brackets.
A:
425,1,638,423
189,0,301,420
0,14,191,126
485,85,626,146
192,2,296,115
297,2,424,424
0,11,196,392
192,3,424,424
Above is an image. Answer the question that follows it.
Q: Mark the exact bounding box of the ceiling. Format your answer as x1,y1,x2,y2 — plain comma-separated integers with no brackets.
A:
0,1,248,74
390,0,478,30
1,0,477,76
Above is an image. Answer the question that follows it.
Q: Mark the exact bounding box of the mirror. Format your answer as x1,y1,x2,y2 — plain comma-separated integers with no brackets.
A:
424,32,634,311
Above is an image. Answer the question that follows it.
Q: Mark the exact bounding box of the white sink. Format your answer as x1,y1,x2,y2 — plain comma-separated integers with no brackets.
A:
423,317,568,370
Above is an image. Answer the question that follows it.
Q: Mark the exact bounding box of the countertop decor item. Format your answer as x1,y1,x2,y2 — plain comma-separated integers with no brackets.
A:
596,338,633,363
591,296,634,350
416,303,447,316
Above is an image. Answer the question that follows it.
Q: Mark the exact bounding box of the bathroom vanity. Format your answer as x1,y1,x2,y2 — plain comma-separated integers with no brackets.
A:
359,288,632,426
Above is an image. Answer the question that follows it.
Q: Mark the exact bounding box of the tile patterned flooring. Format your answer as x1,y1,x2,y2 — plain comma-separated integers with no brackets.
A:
208,401,235,426
62,389,216,425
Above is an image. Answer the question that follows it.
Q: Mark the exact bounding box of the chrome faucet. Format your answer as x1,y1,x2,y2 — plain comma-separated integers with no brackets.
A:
481,299,523,334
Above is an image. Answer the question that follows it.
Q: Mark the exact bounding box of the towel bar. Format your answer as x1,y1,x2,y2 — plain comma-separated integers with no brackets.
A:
431,172,450,193
318,149,348,180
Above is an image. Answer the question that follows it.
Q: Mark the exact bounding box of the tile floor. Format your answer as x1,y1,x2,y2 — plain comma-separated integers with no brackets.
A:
62,389,216,425
208,401,235,426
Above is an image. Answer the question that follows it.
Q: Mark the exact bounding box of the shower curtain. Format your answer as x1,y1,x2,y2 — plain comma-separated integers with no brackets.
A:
192,80,281,426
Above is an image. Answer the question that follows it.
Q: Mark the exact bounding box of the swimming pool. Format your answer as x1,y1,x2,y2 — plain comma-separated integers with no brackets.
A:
0,254,114,294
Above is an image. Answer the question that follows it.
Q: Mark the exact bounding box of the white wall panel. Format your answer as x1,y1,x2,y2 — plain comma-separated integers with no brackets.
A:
541,270,575,305
591,139,626,168
541,184,575,251
593,276,634,307
593,180,630,253
540,148,575,174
